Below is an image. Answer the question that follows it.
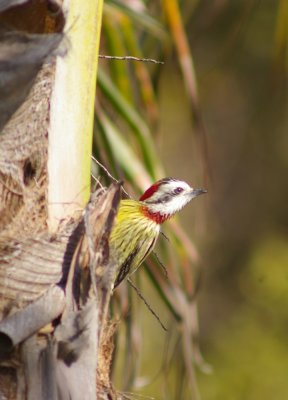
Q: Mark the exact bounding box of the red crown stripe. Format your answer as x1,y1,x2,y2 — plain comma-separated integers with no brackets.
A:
139,182,160,201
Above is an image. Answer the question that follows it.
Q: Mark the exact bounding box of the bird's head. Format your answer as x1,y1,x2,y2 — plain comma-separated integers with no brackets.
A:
139,178,207,223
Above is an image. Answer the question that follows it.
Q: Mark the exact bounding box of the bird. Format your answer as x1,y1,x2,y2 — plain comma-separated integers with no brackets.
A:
109,178,207,288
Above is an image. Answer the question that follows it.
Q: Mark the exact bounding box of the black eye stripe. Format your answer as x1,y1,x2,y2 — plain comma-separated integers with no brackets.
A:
143,185,185,204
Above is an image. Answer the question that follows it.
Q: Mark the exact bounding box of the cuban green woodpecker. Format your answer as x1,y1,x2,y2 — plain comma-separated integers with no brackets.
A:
110,178,207,287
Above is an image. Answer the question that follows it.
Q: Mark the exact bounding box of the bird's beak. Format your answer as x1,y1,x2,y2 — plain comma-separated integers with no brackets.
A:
189,188,207,198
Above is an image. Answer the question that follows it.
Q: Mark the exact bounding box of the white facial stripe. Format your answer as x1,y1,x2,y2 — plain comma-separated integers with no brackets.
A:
145,180,192,202
147,193,192,215
143,180,195,216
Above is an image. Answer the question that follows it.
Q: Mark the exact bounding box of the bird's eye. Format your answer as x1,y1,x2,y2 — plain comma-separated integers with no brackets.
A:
174,187,184,194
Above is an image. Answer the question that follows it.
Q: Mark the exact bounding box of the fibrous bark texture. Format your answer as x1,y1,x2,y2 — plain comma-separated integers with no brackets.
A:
0,1,119,399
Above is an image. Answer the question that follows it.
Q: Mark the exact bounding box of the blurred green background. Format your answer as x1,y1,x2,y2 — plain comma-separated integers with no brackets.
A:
96,1,288,399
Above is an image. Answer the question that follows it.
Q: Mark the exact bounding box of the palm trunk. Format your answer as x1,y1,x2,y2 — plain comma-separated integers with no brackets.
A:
0,1,120,399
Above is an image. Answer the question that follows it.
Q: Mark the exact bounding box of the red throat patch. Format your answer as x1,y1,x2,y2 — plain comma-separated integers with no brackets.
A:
140,205,169,224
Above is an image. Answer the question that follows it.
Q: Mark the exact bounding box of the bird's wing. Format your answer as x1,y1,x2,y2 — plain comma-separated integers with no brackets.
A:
113,235,156,288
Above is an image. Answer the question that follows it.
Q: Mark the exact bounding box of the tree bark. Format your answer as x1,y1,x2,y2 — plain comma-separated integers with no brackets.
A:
0,1,117,398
